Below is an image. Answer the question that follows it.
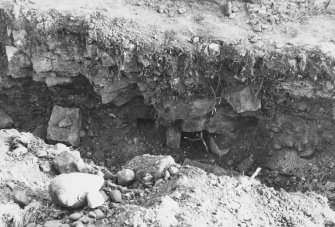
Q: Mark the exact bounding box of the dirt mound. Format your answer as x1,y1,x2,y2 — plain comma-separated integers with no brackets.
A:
0,130,335,227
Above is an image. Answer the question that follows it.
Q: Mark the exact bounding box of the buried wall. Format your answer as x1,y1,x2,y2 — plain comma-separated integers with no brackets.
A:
1,1,335,174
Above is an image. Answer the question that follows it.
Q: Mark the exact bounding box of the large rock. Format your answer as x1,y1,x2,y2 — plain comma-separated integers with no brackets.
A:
225,87,261,113
124,155,176,180
49,173,104,209
52,150,85,174
0,108,13,129
47,105,82,146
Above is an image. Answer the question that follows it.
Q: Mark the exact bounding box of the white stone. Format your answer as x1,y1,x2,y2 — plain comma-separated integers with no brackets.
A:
49,173,104,209
87,191,105,209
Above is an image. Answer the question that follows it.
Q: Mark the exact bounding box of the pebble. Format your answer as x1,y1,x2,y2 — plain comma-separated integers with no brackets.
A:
88,211,96,219
43,220,63,227
169,166,179,175
272,143,282,150
110,190,122,203
12,145,28,156
6,182,15,191
94,209,105,219
328,161,335,169
87,191,105,209
68,212,83,221
164,170,171,181
116,169,135,186
40,161,52,173
14,191,30,207
36,149,48,158
178,7,186,14
192,36,200,44
78,216,91,224
70,221,84,227
26,223,36,227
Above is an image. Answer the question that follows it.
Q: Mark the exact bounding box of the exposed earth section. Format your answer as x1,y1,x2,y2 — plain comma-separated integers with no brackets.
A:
1,0,335,226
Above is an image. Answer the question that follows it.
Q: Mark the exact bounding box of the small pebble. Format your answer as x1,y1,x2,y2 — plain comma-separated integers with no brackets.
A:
68,212,83,221
6,182,15,191
70,221,84,227
39,161,52,173
169,166,179,175
26,223,36,227
94,209,105,219
88,211,96,218
110,190,122,203
36,149,47,158
14,191,30,207
164,170,171,181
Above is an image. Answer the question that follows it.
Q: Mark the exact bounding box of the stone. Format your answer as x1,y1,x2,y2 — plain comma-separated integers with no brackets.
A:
328,0,335,11
209,137,230,157
12,145,28,156
93,209,105,219
68,212,83,221
87,191,105,209
164,170,170,181
7,51,32,78
26,223,36,227
225,87,261,113
88,211,96,218
49,173,104,209
100,190,109,202
36,149,48,158
14,191,30,207
40,161,52,173
116,169,135,186
224,1,232,16
299,147,314,157
97,79,141,106
166,127,181,149
98,51,116,67
168,166,179,175
208,43,221,57
70,221,84,227
47,105,82,146
78,216,91,224
110,190,122,203
52,150,84,174
325,181,335,191
44,220,63,227
6,182,15,191
124,155,176,180
0,108,13,129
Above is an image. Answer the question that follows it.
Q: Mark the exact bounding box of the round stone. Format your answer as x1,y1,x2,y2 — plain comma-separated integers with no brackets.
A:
110,190,122,203
116,169,135,186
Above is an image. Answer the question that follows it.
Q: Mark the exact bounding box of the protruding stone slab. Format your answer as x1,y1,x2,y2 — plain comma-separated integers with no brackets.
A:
225,87,261,113
47,105,82,146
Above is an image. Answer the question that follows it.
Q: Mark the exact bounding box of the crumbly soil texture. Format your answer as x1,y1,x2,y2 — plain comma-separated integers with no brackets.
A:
1,0,335,226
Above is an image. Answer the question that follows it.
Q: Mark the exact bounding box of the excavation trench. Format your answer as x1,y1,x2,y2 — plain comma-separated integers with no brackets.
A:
2,0,335,212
